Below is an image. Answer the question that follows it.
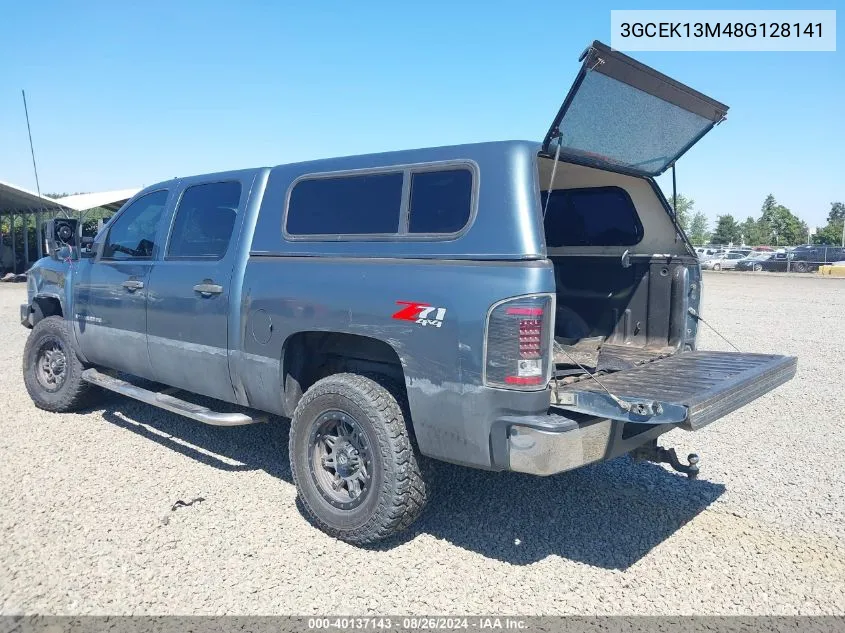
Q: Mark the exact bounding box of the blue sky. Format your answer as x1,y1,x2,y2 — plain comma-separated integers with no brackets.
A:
2,0,842,228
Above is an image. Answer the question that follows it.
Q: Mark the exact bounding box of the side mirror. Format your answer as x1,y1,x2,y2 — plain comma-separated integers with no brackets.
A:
42,218,79,259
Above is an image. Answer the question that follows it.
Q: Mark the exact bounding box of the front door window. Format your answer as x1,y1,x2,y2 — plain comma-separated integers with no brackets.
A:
102,190,169,260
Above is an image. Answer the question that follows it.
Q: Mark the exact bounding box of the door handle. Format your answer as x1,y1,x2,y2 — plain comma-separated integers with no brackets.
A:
122,279,144,292
193,282,223,297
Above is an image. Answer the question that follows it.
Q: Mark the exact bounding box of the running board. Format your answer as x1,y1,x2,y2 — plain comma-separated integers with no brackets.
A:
81,369,263,426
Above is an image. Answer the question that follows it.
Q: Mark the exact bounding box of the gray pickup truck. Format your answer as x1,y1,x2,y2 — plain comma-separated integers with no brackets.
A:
21,42,796,544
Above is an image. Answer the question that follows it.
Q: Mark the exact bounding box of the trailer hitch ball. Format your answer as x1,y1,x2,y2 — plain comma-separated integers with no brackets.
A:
634,442,701,479
687,453,700,480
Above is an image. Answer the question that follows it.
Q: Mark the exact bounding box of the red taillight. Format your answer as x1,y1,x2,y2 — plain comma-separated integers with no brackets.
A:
485,295,553,391
505,307,544,316
517,318,543,359
504,375,544,386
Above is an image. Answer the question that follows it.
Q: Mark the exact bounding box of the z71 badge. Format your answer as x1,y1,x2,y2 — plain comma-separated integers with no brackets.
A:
392,301,447,328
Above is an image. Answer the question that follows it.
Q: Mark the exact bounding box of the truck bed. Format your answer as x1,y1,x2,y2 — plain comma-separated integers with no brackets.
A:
553,338,676,373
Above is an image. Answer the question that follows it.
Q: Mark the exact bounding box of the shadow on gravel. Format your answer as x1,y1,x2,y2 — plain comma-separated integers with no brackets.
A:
398,457,725,569
96,400,724,570
98,402,294,483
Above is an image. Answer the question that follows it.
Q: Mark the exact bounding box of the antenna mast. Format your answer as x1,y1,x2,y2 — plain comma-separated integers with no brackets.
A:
22,90,47,259
22,90,42,198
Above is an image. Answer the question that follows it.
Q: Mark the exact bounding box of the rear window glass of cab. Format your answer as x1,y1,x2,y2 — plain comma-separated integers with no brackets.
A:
285,166,474,237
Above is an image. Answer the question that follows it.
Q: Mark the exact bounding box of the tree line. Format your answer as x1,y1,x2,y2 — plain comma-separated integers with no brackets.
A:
670,193,844,247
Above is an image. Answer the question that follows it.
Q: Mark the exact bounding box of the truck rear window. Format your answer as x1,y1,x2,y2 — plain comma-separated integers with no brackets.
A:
286,172,404,236
541,186,643,247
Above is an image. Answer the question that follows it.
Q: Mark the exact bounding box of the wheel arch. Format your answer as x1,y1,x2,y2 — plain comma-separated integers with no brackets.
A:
30,293,64,325
280,330,407,418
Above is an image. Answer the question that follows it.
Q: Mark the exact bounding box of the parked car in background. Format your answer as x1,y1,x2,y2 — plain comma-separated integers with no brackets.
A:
762,252,790,272
695,247,718,259
735,252,774,271
709,247,751,260
787,245,845,273
701,252,746,270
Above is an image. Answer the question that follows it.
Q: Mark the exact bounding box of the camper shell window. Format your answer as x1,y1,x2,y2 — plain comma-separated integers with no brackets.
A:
284,162,476,240
408,169,473,234
286,171,404,236
541,186,644,247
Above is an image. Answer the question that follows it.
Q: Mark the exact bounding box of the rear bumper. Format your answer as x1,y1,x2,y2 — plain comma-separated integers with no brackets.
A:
501,412,673,476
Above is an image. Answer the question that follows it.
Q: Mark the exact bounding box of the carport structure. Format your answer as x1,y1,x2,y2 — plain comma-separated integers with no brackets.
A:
0,182,138,273
0,180,68,272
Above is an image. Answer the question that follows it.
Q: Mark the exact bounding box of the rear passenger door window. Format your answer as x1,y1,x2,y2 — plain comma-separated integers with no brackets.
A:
167,181,242,259
408,169,473,234
286,172,403,236
101,190,169,260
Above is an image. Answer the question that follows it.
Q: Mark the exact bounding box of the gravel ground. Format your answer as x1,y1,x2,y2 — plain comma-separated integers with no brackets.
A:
1,272,843,615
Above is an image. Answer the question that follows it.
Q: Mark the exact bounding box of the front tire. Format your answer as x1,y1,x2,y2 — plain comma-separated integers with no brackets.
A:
753,263,763,272
712,263,721,271
23,316,100,412
289,373,428,544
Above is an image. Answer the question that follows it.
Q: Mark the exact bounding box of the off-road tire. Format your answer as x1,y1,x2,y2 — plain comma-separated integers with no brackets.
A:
23,316,100,412
289,372,428,544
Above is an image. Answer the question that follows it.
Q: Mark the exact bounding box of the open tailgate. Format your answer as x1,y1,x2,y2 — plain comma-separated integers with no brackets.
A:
552,351,796,430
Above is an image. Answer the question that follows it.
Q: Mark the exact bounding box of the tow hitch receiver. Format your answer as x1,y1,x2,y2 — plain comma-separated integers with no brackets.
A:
633,440,700,479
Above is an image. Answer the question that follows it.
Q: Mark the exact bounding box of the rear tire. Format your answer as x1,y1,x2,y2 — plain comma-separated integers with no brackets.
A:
289,372,428,544
713,263,721,271
753,263,763,272
23,316,100,412
793,261,808,273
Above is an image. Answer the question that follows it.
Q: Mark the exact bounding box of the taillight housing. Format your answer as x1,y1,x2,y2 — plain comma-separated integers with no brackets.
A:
484,294,554,391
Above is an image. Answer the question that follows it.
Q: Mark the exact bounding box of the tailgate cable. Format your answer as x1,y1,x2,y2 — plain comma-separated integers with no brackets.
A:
552,340,632,412
687,308,742,352
542,133,564,220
